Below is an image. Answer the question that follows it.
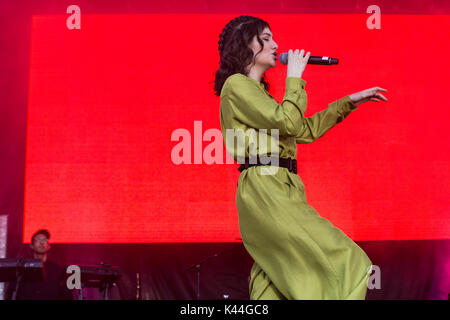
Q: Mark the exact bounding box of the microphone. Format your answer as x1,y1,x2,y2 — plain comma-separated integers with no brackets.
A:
279,52,339,65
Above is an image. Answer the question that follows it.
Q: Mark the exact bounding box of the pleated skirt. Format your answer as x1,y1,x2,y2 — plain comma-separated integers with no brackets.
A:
236,165,373,300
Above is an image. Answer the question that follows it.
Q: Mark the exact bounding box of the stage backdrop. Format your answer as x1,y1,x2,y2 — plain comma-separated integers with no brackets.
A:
23,13,450,243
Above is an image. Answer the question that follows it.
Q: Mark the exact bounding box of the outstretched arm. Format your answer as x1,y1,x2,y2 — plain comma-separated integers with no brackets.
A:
295,95,358,144
296,86,389,144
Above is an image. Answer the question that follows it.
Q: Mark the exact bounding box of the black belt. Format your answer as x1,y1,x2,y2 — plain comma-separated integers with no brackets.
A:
238,157,297,174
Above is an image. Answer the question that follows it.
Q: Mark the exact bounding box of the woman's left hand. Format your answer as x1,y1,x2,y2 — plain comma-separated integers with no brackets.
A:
349,87,388,106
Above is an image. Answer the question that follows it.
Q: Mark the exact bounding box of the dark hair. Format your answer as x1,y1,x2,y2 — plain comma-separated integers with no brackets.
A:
213,15,271,97
31,229,50,243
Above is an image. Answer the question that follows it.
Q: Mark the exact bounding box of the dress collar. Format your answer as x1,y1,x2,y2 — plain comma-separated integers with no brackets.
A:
237,73,265,89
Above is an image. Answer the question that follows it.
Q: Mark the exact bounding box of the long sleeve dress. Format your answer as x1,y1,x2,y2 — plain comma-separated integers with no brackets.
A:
219,73,373,300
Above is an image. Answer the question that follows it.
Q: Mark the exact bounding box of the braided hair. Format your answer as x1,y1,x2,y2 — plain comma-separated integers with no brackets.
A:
213,15,271,97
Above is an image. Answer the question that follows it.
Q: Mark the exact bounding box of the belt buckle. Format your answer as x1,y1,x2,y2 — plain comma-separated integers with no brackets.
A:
288,159,293,172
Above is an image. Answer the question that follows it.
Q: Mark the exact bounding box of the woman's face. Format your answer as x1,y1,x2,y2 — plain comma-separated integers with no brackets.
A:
248,27,279,72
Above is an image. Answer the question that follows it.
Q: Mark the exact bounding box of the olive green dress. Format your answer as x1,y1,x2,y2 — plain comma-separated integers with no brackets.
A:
219,73,373,300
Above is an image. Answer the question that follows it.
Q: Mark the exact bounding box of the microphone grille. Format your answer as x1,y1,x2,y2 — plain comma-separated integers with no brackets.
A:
279,52,288,65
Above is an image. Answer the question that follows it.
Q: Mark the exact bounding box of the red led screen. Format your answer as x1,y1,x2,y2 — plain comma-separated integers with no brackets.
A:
24,14,450,242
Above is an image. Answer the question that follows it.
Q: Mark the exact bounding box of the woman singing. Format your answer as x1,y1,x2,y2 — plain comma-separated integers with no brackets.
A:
214,15,388,299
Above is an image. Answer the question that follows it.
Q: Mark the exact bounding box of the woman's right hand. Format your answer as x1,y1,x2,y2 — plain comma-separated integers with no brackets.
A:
286,49,310,79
